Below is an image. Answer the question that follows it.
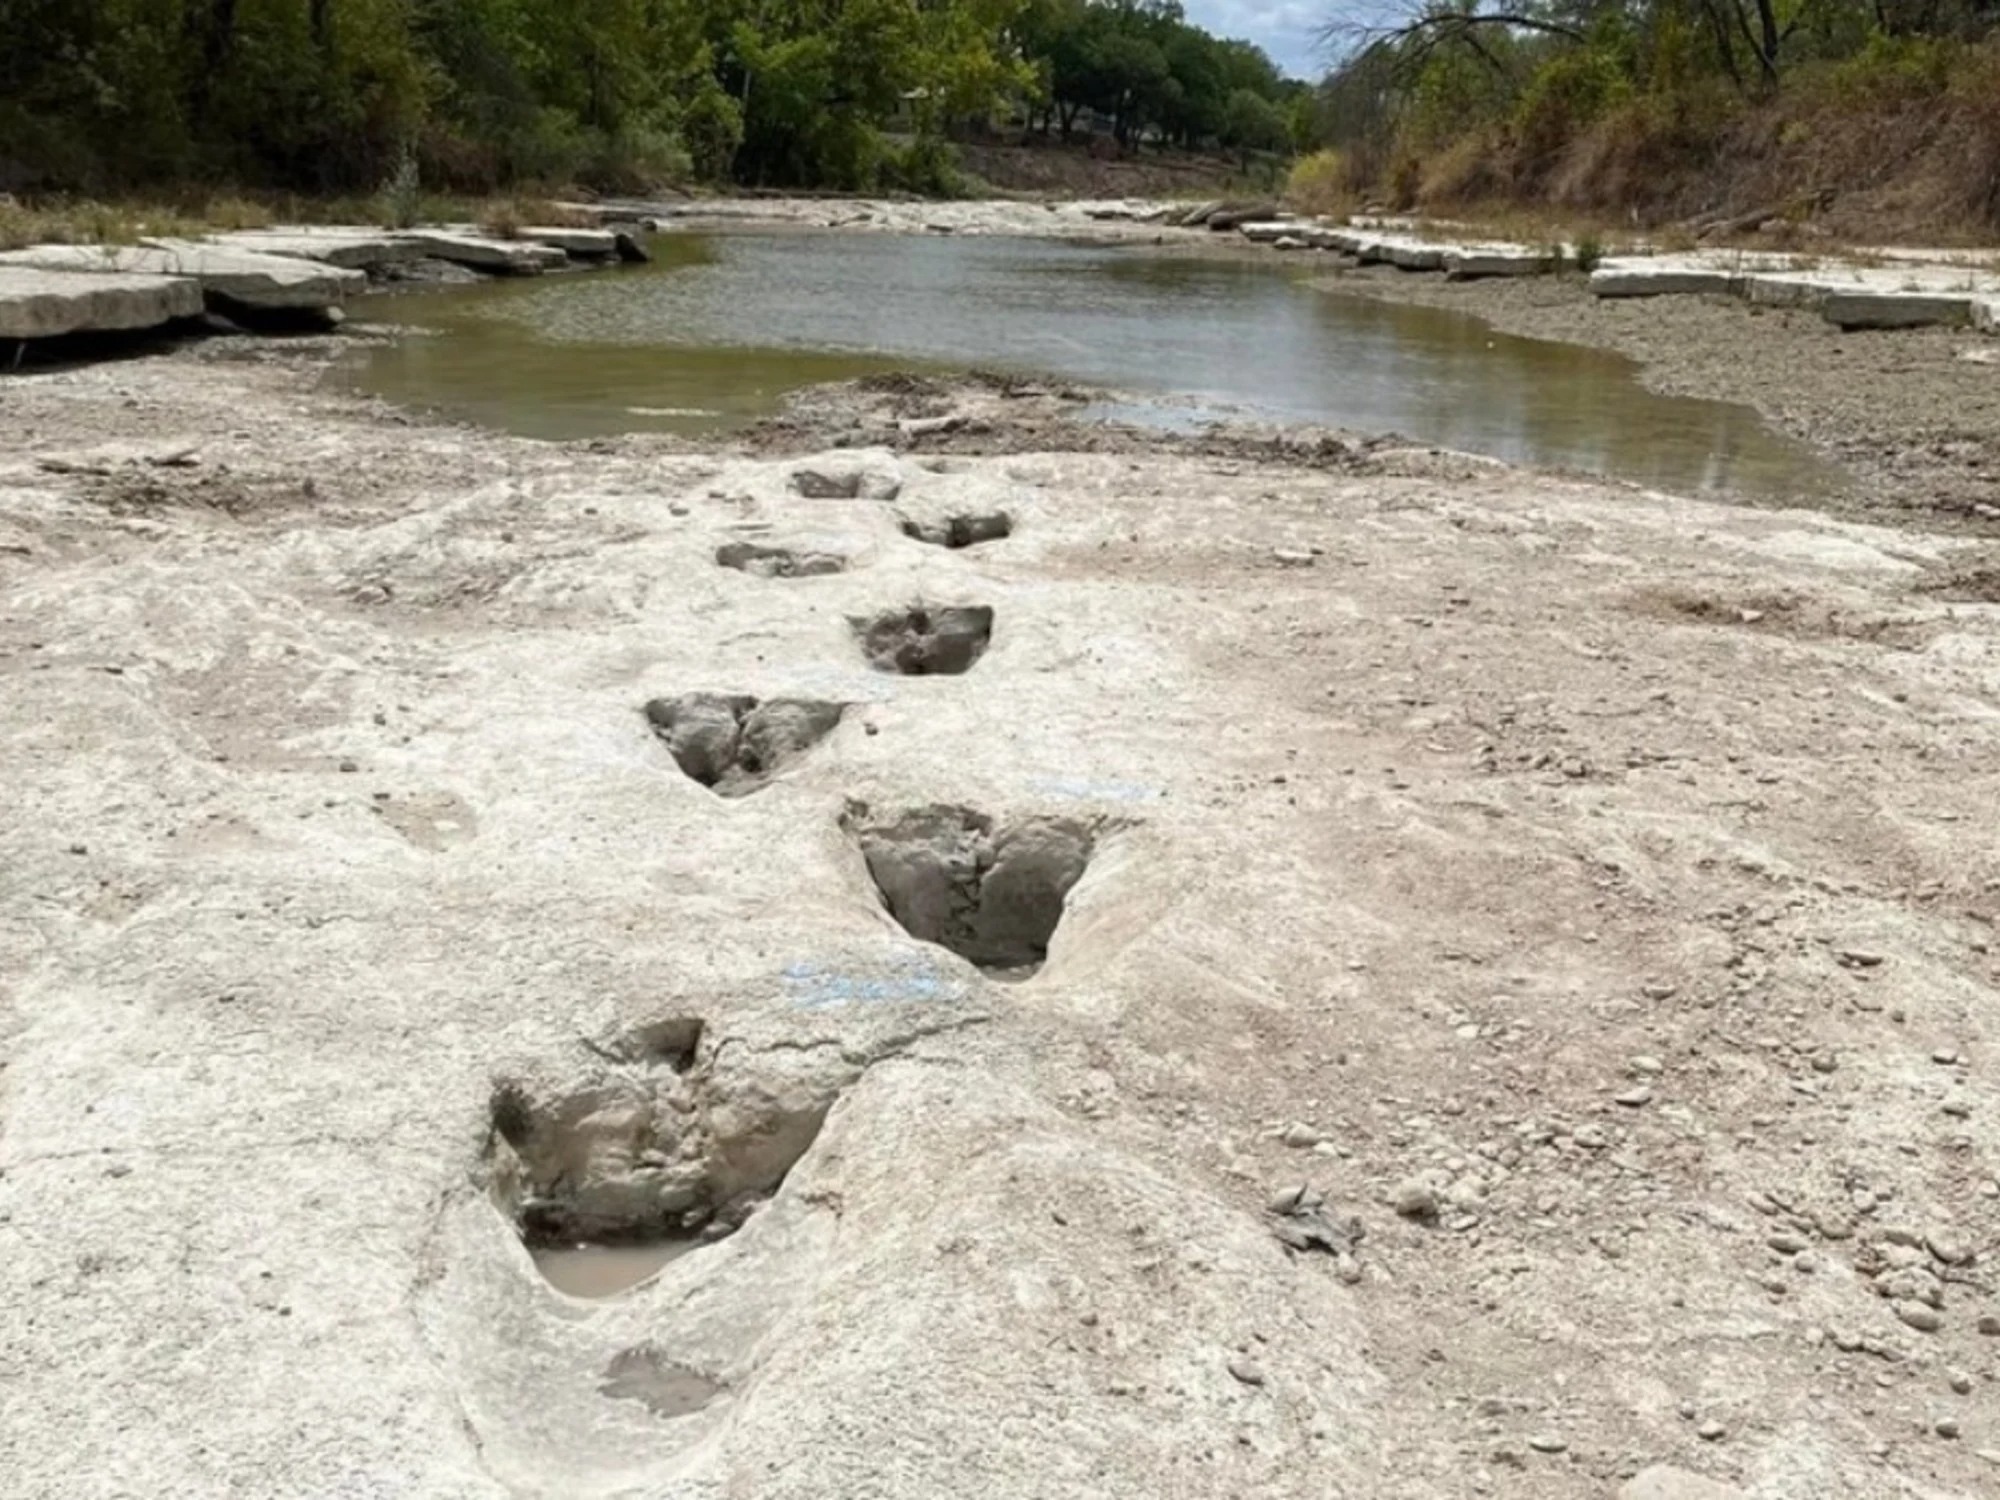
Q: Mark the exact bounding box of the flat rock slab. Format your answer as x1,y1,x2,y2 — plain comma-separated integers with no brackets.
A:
400,232,566,274
0,265,202,339
520,226,618,258
1821,289,1975,330
1590,260,1741,298
1444,245,1552,279
213,227,421,271
0,240,362,310
1238,219,1301,243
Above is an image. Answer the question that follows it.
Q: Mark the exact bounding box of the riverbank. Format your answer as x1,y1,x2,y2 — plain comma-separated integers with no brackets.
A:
1314,263,2000,537
5,322,2000,1498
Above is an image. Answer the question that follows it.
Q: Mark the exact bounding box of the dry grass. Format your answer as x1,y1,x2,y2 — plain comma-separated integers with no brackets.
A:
477,197,596,239
1284,150,1358,216
0,189,599,251
0,199,211,251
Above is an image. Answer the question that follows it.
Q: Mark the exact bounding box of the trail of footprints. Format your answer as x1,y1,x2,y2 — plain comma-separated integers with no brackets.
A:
483,458,1117,1377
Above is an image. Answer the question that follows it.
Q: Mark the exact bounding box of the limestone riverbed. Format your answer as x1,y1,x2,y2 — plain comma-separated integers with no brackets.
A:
2,240,2000,1500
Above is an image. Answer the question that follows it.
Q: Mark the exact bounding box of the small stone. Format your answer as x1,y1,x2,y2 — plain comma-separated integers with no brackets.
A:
1272,548,1315,566
1527,1433,1567,1454
1267,1185,1308,1215
1932,1048,1961,1065
1282,1122,1324,1148
1976,1313,2000,1336
1949,1372,1973,1395
338,759,358,773
1394,1180,1441,1223
1926,1231,1972,1266
1838,947,1887,968
1629,1055,1664,1075
1614,1087,1654,1107
1895,1301,1942,1333
1936,1417,1961,1439
1227,1356,1266,1386
1696,1419,1727,1441
1768,1232,1809,1255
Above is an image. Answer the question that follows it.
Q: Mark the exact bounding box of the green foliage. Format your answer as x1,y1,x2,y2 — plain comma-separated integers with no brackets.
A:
1285,147,1354,214
15,0,1283,196
1513,49,1632,166
681,80,745,183
1315,1,2000,222
1014,0,1296,151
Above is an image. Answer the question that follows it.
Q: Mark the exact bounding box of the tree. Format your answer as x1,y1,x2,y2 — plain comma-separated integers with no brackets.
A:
1221,85,1287,163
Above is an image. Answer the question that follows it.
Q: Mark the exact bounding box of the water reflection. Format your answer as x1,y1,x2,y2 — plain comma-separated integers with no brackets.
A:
349,230,1840,501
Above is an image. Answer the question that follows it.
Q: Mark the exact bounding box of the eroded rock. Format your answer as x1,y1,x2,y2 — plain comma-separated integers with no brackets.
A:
644,693,845,796
849,605,993,675
898,511,1013,549
486,1017,846,1252
843,802,1103,976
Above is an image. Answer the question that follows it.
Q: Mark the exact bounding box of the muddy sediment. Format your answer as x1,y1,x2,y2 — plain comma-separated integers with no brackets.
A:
1315,263,2000,534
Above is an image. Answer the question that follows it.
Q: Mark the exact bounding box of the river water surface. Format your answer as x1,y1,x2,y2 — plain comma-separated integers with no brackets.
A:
352,230,1839,501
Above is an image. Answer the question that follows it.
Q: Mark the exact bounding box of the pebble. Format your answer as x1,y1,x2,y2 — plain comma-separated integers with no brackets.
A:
1267,1185,1309,1215
1281,1122,1324,1148
1696,1419,1727,1441
1629,1055,1664,1075
1949,1372,1973,1395
1936,1416,1961,1439
1894,1301,1942,1333
1977,1314,2000,1337
1527,1433,1567,1454
1925,1231,1971,1266
1394,1180,1441,1222
337,759,358,773
1272,548,1315,566
1614,1087,1654,1107
1227,1356,1266,1386
1768,1232,1809,1255
1932,1048,1961,1065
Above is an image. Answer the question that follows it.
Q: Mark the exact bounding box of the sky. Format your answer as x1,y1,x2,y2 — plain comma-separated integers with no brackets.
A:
1184,0,1337,78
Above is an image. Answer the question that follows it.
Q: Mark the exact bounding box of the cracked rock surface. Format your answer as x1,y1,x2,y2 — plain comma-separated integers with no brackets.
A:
2,346,1999,1500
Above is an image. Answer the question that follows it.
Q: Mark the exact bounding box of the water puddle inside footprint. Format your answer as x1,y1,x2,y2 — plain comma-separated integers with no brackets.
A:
530,1240,699,1298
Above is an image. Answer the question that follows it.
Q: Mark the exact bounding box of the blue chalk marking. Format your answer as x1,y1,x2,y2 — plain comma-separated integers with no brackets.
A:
1028,777,1162,803
782,953,966,1010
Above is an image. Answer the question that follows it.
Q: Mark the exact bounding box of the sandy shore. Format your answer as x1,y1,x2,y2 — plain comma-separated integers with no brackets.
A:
3,280,2000,1500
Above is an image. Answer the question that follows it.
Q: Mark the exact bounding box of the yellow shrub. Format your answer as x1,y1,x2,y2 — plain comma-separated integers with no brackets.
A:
1285,149,1354,216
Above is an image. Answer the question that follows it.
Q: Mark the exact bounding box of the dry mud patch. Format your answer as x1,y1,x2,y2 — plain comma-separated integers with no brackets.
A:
1,348,1998,1500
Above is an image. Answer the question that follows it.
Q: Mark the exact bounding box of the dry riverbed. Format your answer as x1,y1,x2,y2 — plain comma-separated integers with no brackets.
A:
3,318,2000,1500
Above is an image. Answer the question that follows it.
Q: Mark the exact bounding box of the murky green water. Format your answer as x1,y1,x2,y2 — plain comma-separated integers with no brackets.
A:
350,230,1840,500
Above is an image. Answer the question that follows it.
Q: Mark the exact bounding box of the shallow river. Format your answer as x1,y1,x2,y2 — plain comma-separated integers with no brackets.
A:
352,230,1839,501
